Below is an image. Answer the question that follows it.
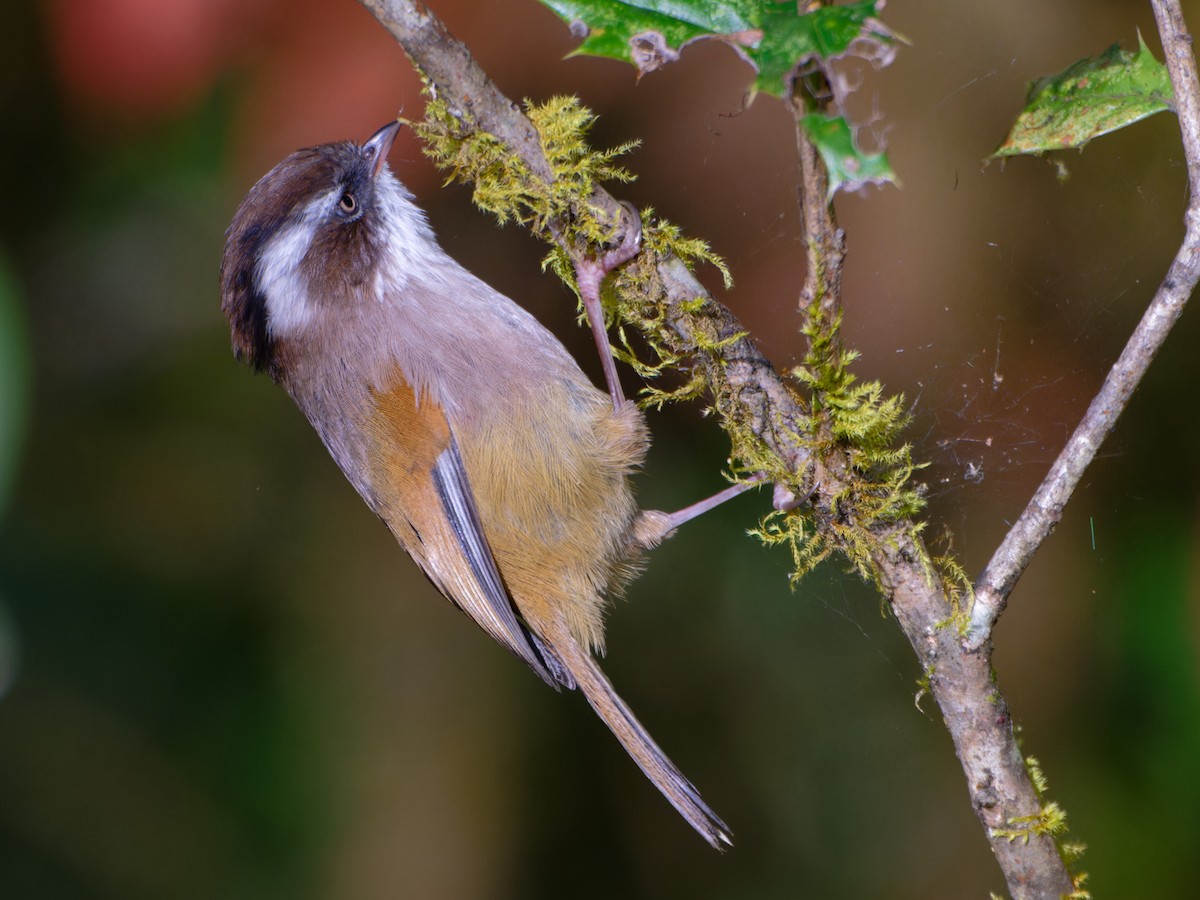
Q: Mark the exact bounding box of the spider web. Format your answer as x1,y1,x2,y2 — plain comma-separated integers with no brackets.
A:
896,232,1149,538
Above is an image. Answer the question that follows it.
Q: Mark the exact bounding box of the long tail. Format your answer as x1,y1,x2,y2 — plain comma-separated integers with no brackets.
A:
553,628,732,849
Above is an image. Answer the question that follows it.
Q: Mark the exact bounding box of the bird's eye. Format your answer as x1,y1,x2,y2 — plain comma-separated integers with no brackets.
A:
338,192,358,214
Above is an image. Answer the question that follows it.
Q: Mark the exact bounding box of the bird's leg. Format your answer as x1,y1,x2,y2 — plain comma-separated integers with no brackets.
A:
659,480,761,531
632,477,765,549
631,472,812,550
572,203,642,409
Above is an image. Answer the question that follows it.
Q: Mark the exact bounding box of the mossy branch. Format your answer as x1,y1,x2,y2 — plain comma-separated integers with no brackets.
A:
416,86,931,592
358,0,1088,894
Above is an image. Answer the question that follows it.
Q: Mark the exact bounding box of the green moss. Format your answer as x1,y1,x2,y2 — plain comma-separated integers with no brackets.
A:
1027,756,1089,896
991,800,1068,843
414,89,734,409
414,88,935,600
413,93,636,241
929,532,974,632
749,285,929,589
984,756,1089,896
914,664,934,711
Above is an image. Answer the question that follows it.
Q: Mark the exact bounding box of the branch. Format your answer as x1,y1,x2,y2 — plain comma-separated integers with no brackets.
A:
791,93,846,333
966,0,1200,649
785,19,1075,898
357,0,1076,894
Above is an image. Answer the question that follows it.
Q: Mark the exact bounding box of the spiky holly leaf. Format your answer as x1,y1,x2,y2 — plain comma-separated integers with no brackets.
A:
993,35,1174,158
799,113,895,196
539,0,895,98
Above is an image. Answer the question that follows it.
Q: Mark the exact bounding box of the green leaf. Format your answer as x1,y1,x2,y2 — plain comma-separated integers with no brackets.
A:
993,35,1175,158
799,113,896,196
539,0,895,98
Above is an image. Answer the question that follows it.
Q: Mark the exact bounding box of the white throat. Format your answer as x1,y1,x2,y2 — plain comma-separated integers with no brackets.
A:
370,170,444,302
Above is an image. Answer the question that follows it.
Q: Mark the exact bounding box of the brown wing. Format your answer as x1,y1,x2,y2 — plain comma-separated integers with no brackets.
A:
363,377,564,686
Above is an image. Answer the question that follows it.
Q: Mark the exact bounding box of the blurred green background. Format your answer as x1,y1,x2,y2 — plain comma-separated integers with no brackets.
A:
1,0,1198,897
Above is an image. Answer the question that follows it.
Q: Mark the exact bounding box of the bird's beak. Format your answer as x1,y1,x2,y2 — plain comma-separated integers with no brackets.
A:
365,120,402,178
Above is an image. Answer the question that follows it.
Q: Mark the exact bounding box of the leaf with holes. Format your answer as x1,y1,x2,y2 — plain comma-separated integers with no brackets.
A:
799,113,895,196
993,35,1174,158
539,0,896,98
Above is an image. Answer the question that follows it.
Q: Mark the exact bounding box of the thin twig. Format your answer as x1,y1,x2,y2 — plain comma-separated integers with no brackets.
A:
1155,0,1200,198
792,97,846,327
966,0,1200,650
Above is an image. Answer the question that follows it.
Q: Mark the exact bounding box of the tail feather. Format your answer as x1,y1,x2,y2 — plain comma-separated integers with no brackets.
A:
558,633,732,849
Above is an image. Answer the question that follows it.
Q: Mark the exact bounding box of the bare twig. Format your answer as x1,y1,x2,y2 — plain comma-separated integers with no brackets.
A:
966,0,1200,650
358,0,1078,894
1156,0,1200,198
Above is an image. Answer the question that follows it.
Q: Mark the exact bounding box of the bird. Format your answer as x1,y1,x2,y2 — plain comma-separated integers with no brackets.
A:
220,120,734,847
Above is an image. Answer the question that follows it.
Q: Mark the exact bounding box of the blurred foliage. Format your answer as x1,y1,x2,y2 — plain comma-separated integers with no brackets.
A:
0,0,1198,899
0,251,30,515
